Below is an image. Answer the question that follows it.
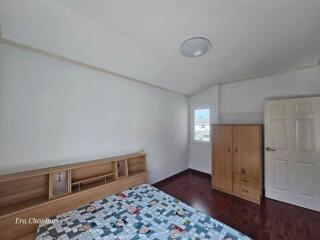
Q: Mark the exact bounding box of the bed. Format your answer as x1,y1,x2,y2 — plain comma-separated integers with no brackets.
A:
36,184,250,240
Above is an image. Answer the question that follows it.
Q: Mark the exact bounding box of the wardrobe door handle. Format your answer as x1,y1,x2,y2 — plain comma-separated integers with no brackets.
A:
227,146,231,152
234,146,238,153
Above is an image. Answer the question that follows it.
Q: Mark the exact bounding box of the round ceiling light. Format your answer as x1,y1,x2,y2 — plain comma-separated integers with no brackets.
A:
180,37,211,57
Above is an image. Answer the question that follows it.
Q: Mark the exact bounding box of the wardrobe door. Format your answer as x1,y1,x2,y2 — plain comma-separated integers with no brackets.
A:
232,126,262,178
212,125,233,192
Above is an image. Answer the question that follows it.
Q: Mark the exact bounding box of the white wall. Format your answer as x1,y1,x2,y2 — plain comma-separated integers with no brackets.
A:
188,65,320,174
220,66,320,123
188,85,219,173
0,43,189,183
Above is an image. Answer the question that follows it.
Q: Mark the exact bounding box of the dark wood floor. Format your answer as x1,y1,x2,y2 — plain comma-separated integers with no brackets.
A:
153,169,320,240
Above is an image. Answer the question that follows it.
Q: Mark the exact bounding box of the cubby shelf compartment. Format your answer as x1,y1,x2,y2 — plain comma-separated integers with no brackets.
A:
0,195,48,217
49,170,71,200
72,172,116,185
71,173,116,193
115,159,129,179
0,174,49,217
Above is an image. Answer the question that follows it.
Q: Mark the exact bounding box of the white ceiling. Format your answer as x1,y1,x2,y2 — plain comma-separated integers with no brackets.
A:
1,0,320,95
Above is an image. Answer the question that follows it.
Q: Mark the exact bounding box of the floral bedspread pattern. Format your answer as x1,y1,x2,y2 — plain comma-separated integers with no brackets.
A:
37,184,251,240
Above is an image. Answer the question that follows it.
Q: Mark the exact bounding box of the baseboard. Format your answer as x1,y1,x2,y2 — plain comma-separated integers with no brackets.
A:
152,169,189,186
186,168,211,179
153,168,211,187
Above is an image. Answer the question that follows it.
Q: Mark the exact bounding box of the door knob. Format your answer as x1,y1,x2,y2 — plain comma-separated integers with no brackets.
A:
265,147,276,152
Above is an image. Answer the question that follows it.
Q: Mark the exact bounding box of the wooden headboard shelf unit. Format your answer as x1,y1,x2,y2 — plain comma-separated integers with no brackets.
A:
0,152,147,240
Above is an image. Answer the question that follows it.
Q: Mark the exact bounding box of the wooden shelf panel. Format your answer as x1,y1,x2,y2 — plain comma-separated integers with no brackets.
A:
0,173,49,216
129,169,146,176
0,175,48,197
72,172,116,185
0,195,48,217
127,156,146,176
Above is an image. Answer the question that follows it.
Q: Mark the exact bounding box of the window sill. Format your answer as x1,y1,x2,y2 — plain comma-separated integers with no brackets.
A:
190,140,211,145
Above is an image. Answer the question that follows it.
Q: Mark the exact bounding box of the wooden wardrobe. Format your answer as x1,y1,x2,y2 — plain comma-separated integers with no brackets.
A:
212,124,263,204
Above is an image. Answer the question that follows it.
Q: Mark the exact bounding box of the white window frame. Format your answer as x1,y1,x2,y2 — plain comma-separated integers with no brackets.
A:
191,107,210,144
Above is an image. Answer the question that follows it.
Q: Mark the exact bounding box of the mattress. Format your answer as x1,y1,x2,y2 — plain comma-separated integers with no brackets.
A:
37,184,251,240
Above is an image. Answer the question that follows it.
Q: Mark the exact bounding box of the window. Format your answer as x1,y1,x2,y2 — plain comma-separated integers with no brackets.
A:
193,108,210,142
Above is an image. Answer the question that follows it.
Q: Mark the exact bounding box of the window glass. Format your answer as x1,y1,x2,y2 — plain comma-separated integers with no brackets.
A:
194,109,210,142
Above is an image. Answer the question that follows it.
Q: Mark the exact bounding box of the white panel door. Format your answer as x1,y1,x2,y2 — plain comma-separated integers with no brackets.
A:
265,97,320,211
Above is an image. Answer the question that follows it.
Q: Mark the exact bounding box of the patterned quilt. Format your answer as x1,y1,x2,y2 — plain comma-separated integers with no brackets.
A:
37,184,251,240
